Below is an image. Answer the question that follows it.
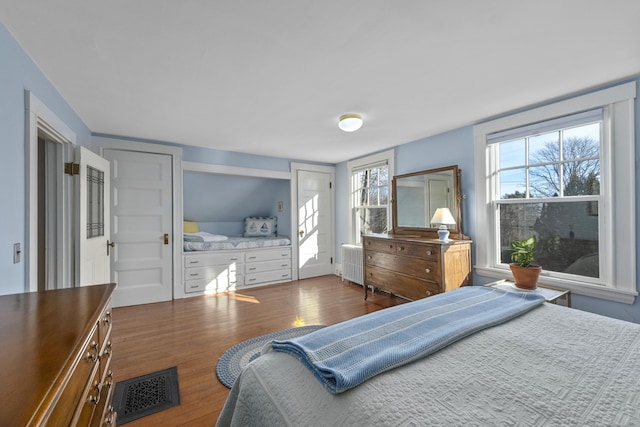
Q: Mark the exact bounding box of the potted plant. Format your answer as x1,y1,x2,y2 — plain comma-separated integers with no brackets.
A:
509,236,542,290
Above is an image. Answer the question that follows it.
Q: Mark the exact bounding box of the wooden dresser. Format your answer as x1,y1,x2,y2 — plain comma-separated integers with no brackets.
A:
0,283,117,426
363,234,472,301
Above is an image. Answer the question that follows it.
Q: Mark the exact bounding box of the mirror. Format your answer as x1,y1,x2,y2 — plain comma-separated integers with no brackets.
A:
391,165,466,239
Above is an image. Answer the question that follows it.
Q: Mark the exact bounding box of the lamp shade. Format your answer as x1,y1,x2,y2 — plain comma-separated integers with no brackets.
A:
430,207,456,225
338,114,363,132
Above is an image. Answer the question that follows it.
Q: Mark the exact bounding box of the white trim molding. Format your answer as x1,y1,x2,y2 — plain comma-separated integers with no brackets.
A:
474,81,637,304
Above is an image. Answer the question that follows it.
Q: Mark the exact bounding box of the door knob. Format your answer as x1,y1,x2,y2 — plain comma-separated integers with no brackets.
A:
106,240,116,256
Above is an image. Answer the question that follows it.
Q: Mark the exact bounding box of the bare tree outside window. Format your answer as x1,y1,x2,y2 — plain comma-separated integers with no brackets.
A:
498,123,600,278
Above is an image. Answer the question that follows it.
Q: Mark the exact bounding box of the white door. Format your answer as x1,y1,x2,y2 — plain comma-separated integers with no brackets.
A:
78,147,111,285
104,149,173,307
297,170,333,279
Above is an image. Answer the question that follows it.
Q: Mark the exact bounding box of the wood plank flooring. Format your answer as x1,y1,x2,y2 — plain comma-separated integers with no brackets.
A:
111,275,407,427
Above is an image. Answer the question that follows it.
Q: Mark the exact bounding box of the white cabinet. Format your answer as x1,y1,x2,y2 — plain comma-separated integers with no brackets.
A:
183,247,292,295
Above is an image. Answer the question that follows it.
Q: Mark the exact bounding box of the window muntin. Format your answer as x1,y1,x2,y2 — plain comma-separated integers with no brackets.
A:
351,164,389,243
474,81,636,304
493,116,602,282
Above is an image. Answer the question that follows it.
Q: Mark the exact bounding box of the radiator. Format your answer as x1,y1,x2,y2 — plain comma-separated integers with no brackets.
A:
341,244,363,285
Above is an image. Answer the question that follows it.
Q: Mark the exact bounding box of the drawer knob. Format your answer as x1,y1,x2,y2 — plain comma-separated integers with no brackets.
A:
425,291,432,296
425,268,431,274
102,311,112,325
103,341,113,358
425,250,432,255
86,351,99,363
398,246,404,251
105,407,116,425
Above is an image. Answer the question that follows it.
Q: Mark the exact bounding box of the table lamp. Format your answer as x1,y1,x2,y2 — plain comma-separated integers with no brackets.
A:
430,207,456,241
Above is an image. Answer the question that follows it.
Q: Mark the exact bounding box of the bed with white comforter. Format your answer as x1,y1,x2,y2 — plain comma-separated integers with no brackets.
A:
217,287,640,426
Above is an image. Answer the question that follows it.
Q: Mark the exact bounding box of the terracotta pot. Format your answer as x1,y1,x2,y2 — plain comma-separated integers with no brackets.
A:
509,263,542,290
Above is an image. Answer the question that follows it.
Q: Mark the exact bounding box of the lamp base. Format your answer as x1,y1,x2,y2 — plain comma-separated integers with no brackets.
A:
437,226,450,241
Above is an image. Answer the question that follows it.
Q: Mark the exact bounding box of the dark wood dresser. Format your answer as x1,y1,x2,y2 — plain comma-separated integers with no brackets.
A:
363,234,472,301
0,283,117,426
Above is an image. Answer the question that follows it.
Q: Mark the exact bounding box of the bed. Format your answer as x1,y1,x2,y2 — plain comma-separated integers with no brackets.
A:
216,287,640,426
182,218,293,295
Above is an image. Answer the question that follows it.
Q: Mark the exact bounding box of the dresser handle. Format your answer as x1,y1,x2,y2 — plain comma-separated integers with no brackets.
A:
398,246,404,251
86,351,99,363
105,407,116,425
102,311,112,325
103,341,113,358
425,291,432,296
425,268,431,273
189,260,200,264
87,381,102,405
425,250,432,255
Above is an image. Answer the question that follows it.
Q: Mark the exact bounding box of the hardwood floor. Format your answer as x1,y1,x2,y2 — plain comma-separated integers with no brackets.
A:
111,275,407,426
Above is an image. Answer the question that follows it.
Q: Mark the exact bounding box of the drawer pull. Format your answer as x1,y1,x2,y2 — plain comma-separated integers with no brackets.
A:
398,246,404,251
105,370,114,389
425,250,432,256
87,381,102,405
189,273,199,277
189,260,200,264
425,268,431,274
425,291,432,296
230,257,239,261
248,256,257,260
281,264,288,267
249,267,256,271
105,406,116,425
281,254,288,257
103,341,113,358
102,311,112,325
86,351,99,363
248,278,256,282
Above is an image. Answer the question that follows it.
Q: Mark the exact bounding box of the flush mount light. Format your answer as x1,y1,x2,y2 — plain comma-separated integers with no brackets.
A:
338,114,363,132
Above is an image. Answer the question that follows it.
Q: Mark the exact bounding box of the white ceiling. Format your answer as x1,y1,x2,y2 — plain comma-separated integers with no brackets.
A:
1,1,639,163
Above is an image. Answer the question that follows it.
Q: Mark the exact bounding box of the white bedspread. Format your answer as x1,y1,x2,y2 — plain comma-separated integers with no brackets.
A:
217,303,640,426
183,235,291,252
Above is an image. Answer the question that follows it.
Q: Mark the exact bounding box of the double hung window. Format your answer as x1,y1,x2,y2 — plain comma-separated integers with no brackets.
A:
347,150,394,245
474,82,636,303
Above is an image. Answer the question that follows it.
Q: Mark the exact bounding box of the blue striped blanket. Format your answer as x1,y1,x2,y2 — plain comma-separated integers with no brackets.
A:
268,286,545,394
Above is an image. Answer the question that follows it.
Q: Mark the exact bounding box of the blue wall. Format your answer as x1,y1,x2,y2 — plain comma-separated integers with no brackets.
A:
183,172,291,236
0,25,92,294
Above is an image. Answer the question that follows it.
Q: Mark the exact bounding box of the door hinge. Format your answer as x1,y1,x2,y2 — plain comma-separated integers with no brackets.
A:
331,256,333,264
64,162,80,176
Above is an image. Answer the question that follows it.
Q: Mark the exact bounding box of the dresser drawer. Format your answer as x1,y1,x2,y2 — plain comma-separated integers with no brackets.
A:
363,238,396,254
245,248,291,263
366,252,441,283
48,326,101,425
245,259,291,274
395,242,440,261
74,362,102,426
365,266,441,300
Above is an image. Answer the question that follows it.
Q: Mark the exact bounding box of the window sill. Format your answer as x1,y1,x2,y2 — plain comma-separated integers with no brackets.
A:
475,266,637,304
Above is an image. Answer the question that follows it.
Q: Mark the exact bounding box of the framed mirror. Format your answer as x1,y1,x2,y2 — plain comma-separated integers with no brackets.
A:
391,165,467,239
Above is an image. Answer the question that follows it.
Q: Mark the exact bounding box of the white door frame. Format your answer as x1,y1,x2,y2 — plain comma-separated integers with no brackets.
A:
93,136,183,299
26,91,76,292
290,162,336,281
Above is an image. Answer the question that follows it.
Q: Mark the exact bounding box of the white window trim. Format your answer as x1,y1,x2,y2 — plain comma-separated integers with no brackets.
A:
474,82,637,304
346,149,395,244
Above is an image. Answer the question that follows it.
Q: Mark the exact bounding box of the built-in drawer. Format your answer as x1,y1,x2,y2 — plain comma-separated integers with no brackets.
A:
185,264,241,281
363,237,396,254
185,274,242,293
74,362,102,426
184,252,243,268
244,269,292,286
245,259,291,274
365,266,441,300
245,248,291,263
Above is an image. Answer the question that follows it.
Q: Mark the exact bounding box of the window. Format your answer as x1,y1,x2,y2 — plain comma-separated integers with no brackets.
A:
347,150,394,245
474,82,636,303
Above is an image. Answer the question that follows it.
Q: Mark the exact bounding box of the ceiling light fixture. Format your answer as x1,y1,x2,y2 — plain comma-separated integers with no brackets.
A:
338,114,363,132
